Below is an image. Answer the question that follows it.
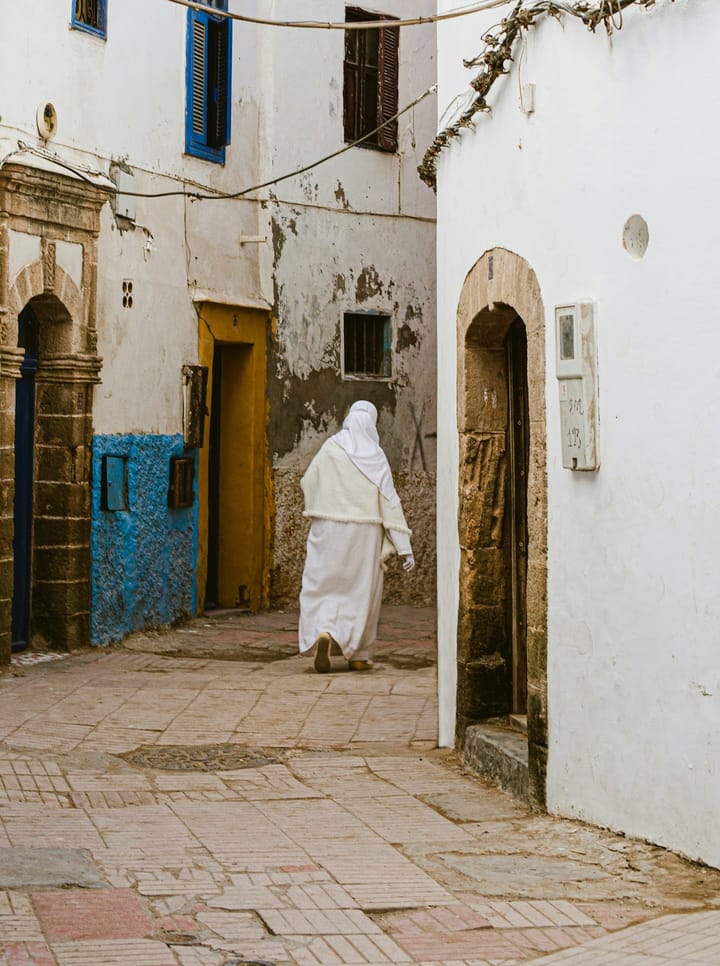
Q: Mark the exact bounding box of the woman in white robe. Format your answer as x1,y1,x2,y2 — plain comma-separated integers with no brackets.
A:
298,401,415,672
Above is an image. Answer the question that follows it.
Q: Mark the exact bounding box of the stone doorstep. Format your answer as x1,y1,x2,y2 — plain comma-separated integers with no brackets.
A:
463,720,529,803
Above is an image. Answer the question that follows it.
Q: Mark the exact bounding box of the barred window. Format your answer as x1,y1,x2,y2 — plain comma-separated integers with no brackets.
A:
71,0,107,38
343,313,391,379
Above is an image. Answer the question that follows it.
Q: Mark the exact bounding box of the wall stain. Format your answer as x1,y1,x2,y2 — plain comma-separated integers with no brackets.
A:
356,266,384,303
268,366,396,459
271,218,287,262
332,273,347,300
396,322,420,351
334,181,352,210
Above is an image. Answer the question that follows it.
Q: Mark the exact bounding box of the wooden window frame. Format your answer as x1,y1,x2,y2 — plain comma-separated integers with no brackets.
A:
185,0,232,164
342,311,392,380
343,6,399,153
71,0,107,39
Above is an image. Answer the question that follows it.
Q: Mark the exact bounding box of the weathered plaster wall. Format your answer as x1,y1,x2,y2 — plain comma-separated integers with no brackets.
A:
435,0,720,865
91,435,196,644
264,1,438,607
1,0,437,641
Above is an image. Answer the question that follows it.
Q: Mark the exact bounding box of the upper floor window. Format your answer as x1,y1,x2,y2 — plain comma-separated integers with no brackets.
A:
186,0,232,163
71,0,107,38
343,7,399,153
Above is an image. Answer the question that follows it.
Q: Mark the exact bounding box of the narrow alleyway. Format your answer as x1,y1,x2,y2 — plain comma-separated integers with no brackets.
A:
0,607,718,965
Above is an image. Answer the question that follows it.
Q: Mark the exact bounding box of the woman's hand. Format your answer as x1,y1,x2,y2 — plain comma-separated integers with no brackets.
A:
401,554,415,572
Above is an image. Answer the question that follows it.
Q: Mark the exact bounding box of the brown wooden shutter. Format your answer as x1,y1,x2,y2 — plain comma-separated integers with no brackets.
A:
377,19,399,152
344,29,360,142
344,10,364,143
208,16,229,148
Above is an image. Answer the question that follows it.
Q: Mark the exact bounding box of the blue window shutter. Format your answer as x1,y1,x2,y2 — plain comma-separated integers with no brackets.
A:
185,4,231,162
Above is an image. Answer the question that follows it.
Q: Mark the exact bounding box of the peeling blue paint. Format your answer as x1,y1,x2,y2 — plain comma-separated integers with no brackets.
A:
91,434,197,645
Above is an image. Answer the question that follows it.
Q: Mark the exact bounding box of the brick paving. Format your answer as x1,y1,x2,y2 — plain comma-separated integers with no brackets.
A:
0,605,718,964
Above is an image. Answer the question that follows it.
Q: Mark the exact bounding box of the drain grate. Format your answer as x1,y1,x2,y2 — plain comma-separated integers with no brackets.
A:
122,744,278,772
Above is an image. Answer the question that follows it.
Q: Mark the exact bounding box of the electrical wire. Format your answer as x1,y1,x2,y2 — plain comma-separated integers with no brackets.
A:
20,83,435,203
165,0,513,30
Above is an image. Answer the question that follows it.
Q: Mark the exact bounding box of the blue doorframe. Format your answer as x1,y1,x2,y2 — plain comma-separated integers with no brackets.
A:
11,307,39,651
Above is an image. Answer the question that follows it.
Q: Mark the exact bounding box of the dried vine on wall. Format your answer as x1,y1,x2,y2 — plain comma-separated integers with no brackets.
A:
418,0,672,189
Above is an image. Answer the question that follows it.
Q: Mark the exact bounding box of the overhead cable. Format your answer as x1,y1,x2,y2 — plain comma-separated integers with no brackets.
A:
5,85,437,204
165,0,512,29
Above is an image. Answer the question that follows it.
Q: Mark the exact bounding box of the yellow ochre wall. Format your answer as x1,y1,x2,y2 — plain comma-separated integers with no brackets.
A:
197,303,271,612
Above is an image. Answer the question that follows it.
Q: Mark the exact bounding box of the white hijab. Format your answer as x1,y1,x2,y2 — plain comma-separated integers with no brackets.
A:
332,401,399,505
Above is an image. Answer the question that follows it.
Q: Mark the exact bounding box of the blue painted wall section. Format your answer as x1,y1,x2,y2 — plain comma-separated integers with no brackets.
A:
91,434,197,645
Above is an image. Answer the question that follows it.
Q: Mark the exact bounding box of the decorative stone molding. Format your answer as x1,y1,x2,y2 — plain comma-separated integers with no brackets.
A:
0,346,25,380
34,352,103,384
42,239,56,293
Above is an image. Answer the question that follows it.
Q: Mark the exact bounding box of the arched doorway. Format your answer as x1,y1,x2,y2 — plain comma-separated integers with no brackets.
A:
457,306,528,721
8,290,97,654
0,162,108,663
456,248,548,806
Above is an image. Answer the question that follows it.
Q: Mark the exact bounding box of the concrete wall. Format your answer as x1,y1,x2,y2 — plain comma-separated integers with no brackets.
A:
435,0,720,866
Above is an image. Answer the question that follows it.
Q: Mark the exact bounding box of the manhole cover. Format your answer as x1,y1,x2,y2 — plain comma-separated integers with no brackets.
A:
122,744,278,772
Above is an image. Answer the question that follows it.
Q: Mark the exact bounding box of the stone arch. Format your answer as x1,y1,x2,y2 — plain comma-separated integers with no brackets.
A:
456,247,548,807
7,259,84,353
0,161,109,661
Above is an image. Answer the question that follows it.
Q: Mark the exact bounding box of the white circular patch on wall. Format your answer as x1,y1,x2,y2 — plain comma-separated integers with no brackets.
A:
622,214,649,259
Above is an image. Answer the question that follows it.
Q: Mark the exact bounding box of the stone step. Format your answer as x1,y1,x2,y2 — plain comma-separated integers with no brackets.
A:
463,721,529,803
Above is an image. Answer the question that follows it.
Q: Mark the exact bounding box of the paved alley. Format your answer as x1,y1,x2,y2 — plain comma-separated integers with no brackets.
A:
0,607,718,965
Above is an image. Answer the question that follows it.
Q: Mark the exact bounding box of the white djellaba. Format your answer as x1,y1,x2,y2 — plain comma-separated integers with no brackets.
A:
298,401,415,672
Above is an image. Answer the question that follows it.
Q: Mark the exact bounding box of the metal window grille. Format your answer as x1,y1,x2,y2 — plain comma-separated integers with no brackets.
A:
74,0,105,32
343,313,391,378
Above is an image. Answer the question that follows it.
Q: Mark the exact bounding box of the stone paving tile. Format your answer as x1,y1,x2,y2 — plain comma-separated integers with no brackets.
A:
290,757,412,799
32,887,153,941
465,899,598,929
288,930,413,964
220,763,323,802
52,938,178,965
340,795,479,847
0,805,106,850
0,893,44,942
134,870,223,898
170,801,313,872
194,907,267,940
524,910,720,963
390,927,526,962
0,941,57,964
352,695,428,743
206,879,291,910
300,694,374,744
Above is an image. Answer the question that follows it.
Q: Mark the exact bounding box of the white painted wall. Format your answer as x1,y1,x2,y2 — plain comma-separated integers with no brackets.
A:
0,0,270,435
435,0,720,866
0,0,435,440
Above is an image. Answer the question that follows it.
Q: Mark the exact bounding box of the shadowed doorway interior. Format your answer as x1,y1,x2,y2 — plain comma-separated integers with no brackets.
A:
11,305,39,652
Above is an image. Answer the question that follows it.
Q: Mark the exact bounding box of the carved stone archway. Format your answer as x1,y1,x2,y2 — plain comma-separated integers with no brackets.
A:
456,247,548,806
0,162,109,661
